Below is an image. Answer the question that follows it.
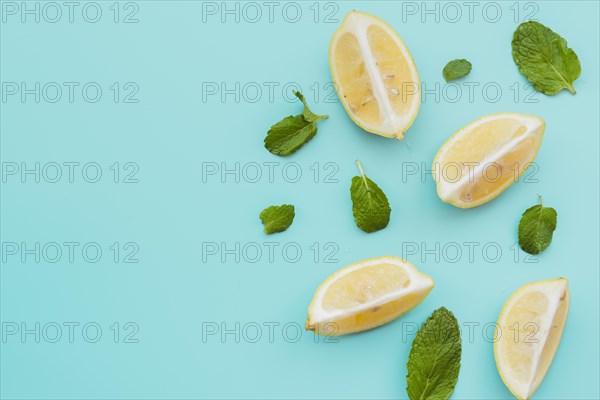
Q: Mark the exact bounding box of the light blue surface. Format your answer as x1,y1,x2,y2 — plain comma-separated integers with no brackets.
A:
1,1,599,399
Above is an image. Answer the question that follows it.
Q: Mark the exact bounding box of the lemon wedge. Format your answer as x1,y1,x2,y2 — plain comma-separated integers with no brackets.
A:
494,278,570,400
433,112,545,208
329,11,421,139
306,256,433,336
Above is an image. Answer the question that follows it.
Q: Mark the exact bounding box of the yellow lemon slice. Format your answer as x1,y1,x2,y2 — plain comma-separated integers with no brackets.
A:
306,256,433,336
329,11,421,139
433,112,545,208
494,278,570,400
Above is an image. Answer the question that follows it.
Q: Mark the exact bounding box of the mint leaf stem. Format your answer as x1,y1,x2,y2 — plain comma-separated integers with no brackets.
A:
355,159,370,191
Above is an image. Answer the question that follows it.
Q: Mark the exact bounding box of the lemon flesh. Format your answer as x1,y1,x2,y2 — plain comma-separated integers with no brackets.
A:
329,12,420,139
494,279,570,400
433,112,545,208
306,257,433,336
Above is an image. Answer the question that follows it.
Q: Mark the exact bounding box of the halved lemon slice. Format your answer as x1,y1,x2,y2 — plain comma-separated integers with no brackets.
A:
306,256,433,336
329,12,421,139
494,279,570,400
433,112,545,208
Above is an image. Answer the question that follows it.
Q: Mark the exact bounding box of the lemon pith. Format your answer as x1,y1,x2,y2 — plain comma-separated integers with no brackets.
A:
433,112,545,208
306,256,433,336
494,279,570,400
329,11,421,139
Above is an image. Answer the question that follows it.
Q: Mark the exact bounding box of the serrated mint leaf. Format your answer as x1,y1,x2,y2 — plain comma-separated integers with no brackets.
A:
443,59,472,81
518,197,557,254
264,91,328,156
512,21,581,95
406,307,462,400
350,160,391,233
259,204,295,234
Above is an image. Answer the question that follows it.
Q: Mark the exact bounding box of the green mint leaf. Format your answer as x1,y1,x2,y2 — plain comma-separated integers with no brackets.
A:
264,91,328,156
518,196,557,254
512,21,581,95
443,59,472,81
350,160,391,233
406,307,462,400
259,204,295,234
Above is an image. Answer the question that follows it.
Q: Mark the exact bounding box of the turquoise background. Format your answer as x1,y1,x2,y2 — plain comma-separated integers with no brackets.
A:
1,1,599,399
